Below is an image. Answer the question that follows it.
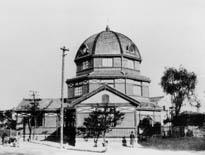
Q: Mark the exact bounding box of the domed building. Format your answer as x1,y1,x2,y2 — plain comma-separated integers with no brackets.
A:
66,26,162,137
67,26,149,98
15,26,162,141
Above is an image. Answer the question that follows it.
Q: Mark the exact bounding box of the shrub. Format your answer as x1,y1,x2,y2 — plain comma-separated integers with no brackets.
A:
139,137,205,151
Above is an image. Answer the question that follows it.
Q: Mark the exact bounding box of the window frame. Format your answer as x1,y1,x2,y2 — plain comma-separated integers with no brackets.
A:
102,94,110,103
102,58,113,67
126,59,135,69
82,60,89,70
74,86,83,96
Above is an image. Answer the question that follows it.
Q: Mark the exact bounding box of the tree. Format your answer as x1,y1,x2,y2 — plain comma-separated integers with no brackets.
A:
160,66,197,117
22,98,41,141
78,103,124,147
64,109,76,146
0,110,16,129
138,117,153,139
172,112,205,126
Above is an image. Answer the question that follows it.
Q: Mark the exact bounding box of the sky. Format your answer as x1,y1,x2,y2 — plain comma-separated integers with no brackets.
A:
0,0,205,110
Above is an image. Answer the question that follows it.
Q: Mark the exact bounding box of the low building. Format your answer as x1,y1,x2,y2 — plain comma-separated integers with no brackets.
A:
15,98,61,140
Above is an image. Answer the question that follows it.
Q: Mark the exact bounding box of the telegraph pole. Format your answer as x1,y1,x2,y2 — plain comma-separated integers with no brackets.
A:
30,90,38,140
60,46,69,149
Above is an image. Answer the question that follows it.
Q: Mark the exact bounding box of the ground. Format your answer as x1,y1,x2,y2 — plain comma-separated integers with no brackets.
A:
0,141,204,155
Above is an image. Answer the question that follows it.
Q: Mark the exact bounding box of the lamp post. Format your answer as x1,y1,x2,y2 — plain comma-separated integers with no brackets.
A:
60,46,69,149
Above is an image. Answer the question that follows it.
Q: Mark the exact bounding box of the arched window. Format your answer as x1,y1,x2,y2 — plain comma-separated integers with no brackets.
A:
102,94,109,103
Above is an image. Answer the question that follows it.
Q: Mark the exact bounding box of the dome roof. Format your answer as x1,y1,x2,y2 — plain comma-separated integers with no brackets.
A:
75,26,142,61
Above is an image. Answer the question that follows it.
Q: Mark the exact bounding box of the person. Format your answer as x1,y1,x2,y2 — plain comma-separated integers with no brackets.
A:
130,131,135,147
122,137,127,146
1,132,8,145
14,132,21,147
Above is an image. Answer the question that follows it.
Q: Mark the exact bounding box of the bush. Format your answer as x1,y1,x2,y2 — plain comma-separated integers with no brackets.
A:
139,137,205,151
173,112,205,126
152,122,161,135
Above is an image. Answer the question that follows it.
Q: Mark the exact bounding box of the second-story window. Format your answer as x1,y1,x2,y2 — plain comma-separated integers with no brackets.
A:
126,59,134,69
82,61,89,70
74,86,83,96
102,58,113,67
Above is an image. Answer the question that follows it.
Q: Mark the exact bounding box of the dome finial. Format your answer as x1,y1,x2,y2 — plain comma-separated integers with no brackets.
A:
106,25,110,31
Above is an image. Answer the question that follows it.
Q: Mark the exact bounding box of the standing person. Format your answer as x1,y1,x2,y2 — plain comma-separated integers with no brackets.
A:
2,132,7,145
130,131,135,147
122,137,127,146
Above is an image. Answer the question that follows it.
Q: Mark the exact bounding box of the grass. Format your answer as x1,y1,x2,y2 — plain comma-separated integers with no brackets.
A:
139,136,205,151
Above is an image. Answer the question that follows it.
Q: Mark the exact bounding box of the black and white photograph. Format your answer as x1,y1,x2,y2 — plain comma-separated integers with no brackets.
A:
0,0,205,155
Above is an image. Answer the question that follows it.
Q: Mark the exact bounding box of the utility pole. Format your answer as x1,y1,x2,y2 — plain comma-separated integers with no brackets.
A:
30,90,38,140
60,46,69,149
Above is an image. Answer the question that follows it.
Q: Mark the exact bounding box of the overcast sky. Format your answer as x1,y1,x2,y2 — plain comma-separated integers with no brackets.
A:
0,0,205,110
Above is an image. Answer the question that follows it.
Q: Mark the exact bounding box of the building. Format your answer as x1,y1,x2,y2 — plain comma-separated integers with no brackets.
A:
66,26,162,137
15,98,61,140
16,26,162,140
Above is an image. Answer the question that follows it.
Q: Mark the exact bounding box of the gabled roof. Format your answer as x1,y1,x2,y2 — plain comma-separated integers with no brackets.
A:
15,98,61,112
70,84,140,107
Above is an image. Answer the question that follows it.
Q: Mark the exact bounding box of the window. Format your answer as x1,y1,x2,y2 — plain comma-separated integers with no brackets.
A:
74,86,83,96
102,58,113,67
126,43,136,54
133,85,141,96
102,94,109,103
126,59,134,69
135,61,140,71
80,43,89,55
82,61,89,70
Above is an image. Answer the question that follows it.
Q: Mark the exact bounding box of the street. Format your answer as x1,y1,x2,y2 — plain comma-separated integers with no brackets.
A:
0,141,204,155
